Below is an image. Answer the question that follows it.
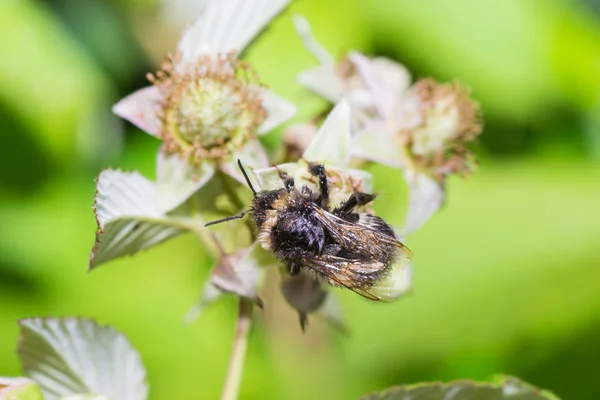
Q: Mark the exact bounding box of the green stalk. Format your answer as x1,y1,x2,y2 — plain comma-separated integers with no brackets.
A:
220,297,254,400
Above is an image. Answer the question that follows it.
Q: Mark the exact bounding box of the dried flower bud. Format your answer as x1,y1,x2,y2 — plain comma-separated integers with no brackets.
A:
150,52,267,165
279,123,318,162
400,79,482,179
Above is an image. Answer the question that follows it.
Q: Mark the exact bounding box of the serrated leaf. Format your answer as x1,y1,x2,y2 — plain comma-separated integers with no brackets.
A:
361,377,561,400
90,170,188,269
18,318,148,400
0,377,44,400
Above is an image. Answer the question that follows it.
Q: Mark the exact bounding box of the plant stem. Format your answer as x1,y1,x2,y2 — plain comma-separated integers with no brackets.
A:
221,297,254,400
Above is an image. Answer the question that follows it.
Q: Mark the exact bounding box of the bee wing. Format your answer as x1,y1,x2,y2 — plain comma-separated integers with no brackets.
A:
309,204,413,261
299,253,386,301
301,253,413,302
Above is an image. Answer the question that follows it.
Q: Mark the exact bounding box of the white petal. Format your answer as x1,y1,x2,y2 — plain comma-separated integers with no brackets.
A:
298,65,343,103
349,52,411,118
178,0,291,62
292,14,334,66
352,120,406,168
112,86,163,136
19,318,147,400
403,171,445,235
156,153,215,212
371,57,412,96
252,162,298,191
90,170,187,269
257,89,297,134
302,100,351,167
220,139,268,188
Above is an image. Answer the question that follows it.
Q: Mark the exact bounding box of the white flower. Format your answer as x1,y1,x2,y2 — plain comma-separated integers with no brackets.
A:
357,79,482,234
114,0,296,213
294,16,482,235
294,15,411,133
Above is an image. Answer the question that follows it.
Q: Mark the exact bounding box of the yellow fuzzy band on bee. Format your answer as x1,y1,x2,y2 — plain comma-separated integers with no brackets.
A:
258,209,279,250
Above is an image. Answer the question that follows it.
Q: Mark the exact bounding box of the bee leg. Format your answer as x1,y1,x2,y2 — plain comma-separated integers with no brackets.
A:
335,192,377,214
288,262,300,276
308,163,329,208
274,165,295,192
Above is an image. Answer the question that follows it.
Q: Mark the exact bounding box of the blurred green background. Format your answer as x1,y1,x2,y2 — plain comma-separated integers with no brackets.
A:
1,0,600,398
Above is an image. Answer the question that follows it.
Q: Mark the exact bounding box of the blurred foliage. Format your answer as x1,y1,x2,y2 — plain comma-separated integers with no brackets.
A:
0,0,599,399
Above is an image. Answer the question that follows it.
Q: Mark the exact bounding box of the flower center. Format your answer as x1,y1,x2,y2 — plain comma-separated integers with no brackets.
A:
149,53,267,164
399,79,482,178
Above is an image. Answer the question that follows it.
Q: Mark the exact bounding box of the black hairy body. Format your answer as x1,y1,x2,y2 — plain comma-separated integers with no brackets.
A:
206,161,412,301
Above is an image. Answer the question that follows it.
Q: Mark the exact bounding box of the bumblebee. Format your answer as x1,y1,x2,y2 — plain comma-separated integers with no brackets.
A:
206,160,412,301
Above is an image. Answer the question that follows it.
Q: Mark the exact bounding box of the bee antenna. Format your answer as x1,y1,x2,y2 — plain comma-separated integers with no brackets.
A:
205,209,253,227
237,159,256,195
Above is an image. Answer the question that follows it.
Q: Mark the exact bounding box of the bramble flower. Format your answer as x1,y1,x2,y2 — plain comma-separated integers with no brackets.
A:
89,0,298,320
186,102,412,328
293,15,411,132
294,16,482,234
114,0,296,212
354,78,482,234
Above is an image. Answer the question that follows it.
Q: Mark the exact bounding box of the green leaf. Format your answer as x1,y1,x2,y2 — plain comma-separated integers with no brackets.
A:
60,395,111,400
0,378,44,400
361,377,561,400
90,169,188,269
18,318,148,400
